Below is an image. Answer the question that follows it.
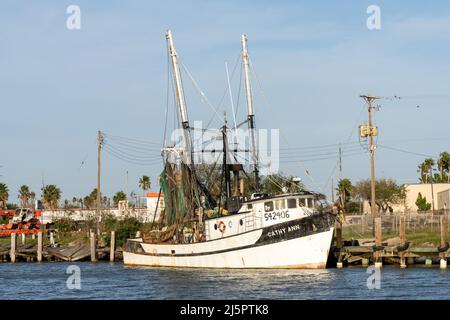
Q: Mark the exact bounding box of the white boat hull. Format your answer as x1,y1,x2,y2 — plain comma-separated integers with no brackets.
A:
123,214,335,269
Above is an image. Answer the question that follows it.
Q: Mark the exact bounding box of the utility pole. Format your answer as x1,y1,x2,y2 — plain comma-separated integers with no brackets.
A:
125,170,128,202
429,167,436,215
360,95,381,247
331,176,335,203
97,130,103,236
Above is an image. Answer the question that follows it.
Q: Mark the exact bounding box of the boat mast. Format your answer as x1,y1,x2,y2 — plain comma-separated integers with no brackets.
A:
241,34,260,191
166,29,191,163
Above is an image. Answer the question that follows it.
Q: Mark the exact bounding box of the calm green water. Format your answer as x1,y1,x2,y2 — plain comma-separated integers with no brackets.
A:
0,262,449,299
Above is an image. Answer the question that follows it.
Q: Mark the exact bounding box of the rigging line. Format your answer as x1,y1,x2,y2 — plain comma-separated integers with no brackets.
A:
266,174,285,191
204,152,223,191
299,164,324,193
203,53,241,134
226,61,238,131
234,58,243,125
180,61,223,123
377,145,438,159
248,57,273,113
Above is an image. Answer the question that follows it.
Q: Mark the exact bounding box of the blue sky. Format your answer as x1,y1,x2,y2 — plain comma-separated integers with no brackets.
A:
1,1,449,203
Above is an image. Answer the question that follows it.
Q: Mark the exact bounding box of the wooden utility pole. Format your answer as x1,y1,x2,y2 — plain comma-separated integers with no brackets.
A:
429,167,436,215
97,131,103,236
360,95,381,247
331,176,335,203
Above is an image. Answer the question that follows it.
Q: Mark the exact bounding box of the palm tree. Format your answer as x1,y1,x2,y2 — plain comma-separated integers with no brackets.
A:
113,191,127,206
139,175,151,207
42,184,62,210
18,185,32,207
418,158,435,183
30,192,36,204
438,152,450,183
0,183,9,209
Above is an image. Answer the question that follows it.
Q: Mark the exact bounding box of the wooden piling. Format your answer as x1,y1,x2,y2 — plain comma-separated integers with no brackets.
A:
361,214,364,234
10,233,16,263
375,217,382,245
335,220,342,249
37,231,43,262
440,213,448,268
90,231,97,262
399,214,406,268
21,233,26,245
374,217,382,266
110,231,115,262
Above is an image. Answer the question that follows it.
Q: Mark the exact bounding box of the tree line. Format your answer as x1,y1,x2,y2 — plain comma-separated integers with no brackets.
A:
418,152,450,183
0,175,152,210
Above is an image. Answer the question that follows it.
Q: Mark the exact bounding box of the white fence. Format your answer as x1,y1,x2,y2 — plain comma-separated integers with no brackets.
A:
42,208,160,224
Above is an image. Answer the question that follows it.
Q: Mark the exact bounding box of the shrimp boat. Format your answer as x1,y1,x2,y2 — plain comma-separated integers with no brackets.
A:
123,30,336,269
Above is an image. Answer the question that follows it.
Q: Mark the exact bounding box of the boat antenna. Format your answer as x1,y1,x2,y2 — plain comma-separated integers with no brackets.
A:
241,34,260,191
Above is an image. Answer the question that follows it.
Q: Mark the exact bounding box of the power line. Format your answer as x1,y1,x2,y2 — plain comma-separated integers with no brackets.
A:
281,150,365,163
377,145,438,159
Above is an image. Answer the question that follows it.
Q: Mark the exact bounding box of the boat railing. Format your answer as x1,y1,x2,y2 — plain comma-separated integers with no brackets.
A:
244,212,262,231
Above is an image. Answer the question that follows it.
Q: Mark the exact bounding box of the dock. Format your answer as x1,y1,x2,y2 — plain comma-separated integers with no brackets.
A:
335,211,450,268
0,230,122,263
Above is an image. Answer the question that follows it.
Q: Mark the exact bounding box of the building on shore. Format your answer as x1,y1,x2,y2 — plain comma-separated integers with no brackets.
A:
361,183,450,214
41,192,165,224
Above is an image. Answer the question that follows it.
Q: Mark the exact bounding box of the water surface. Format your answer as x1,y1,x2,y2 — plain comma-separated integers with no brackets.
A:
0,262,448,299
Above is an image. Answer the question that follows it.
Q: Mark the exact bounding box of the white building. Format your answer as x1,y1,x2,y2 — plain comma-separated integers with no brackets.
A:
361,183,450,213
146,192,164,222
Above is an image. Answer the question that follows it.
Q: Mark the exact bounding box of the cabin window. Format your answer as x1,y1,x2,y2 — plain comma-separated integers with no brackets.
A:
298,198,306,207
247,204,253,210
264,201,274,212
275,200,286,210
287,198,297,209
307,198,314,208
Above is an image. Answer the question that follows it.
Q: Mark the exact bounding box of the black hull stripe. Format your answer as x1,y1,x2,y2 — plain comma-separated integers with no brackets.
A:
125,213,335,258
